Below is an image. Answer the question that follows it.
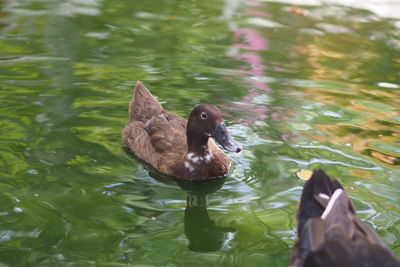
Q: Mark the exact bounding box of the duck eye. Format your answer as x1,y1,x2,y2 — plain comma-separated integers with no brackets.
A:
200,112,208,119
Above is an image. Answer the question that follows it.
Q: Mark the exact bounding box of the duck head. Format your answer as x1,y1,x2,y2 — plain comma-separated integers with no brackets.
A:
186,104,241,154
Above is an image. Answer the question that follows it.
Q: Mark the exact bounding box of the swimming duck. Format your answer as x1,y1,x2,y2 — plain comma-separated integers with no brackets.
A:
122,81,241,180
291,169,400,267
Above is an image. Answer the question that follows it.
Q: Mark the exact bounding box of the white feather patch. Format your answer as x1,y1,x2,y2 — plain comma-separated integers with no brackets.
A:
186,152,213,164
319,193,330,200
191,156,201,163
321,189,343,220
184,161,194,172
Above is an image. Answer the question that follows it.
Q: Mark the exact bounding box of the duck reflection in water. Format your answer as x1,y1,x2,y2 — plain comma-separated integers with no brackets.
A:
125,149,236,252
177,178,236,252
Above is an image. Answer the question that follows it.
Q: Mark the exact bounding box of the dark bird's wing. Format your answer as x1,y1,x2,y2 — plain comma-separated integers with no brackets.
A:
292,169,400,267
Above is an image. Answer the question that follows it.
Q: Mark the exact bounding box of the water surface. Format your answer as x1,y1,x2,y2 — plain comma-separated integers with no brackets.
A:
0,0,399,266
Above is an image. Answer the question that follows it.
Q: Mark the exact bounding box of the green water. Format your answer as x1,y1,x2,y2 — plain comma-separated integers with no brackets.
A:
1,0,399,266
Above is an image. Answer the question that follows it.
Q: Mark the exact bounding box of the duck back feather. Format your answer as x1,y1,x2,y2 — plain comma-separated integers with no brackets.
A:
292,169,400,267
296,169,345,236
129,81,164,123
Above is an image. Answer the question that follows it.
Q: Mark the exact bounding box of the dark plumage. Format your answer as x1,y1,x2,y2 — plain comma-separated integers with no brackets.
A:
179,177,235,252
122,81,241,180
292,169,400,267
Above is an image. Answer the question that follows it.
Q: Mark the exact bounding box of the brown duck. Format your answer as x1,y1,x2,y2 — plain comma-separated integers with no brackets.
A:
122,81,241,180
292,169,400,267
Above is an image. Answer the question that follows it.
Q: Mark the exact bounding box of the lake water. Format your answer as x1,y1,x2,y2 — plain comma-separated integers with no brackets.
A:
0,0,399,266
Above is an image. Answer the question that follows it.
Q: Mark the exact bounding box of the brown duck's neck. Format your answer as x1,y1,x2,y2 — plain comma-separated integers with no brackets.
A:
186,131,210,155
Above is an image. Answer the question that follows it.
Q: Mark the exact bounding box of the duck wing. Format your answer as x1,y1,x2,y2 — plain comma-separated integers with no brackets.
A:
292,169,400,267
123,114,187,177
144,114,186,153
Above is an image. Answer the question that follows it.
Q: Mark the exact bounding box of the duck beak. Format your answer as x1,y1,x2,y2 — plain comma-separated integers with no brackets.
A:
213,123,242,153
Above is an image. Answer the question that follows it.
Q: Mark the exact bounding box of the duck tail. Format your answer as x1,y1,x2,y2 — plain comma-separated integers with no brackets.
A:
128,81,164,122
297,169,343,233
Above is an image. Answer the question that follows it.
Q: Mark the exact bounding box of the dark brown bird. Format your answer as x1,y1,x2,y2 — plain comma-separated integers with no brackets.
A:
292,169,400,267
123,81,241,180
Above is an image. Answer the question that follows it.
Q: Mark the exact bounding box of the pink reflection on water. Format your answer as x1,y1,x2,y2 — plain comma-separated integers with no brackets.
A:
222,3,297,142
221,8,270,125
234,29,268,51
233,53,266,78
245,9,271,18
246,0,265,7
